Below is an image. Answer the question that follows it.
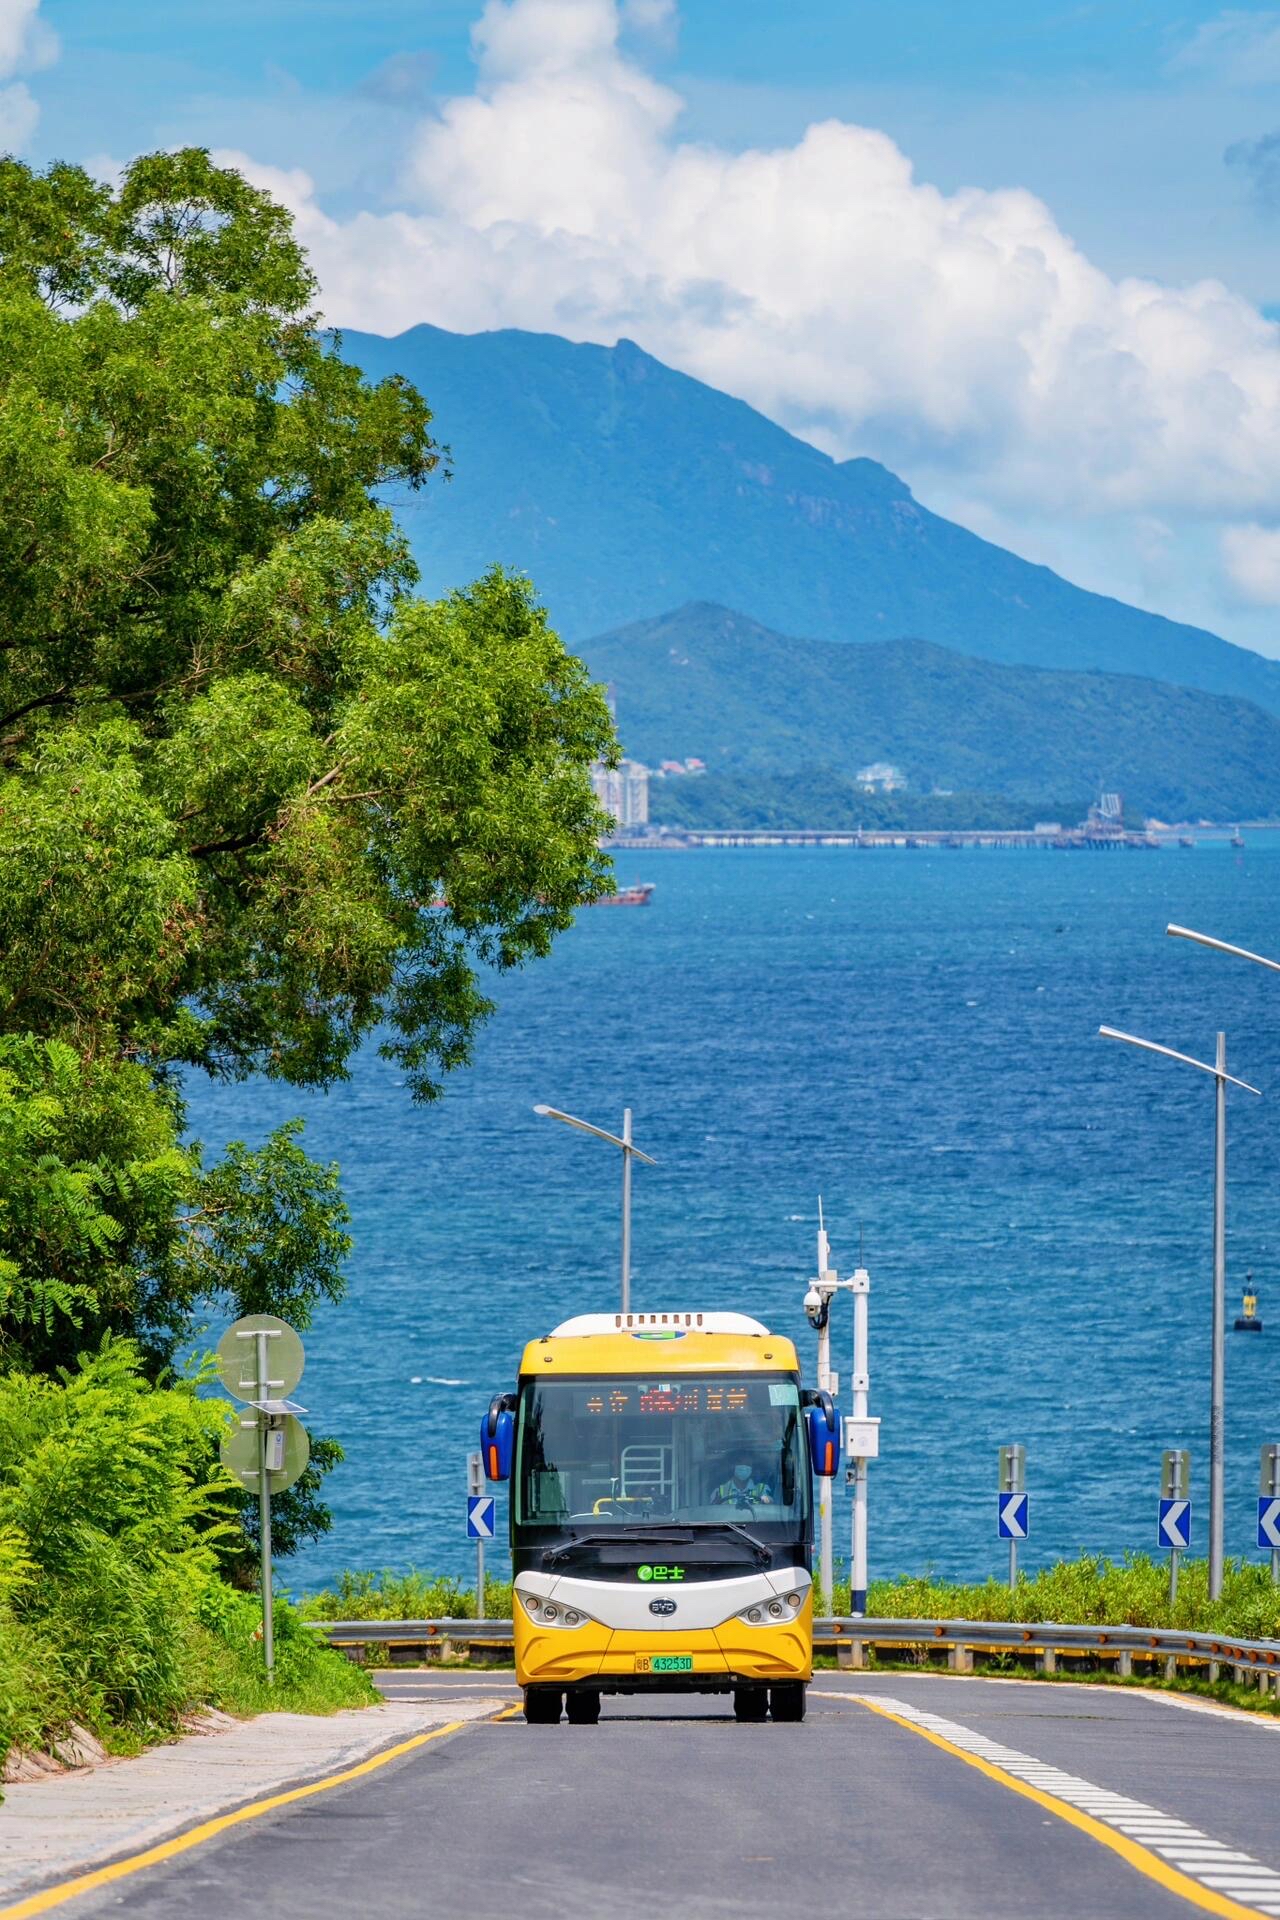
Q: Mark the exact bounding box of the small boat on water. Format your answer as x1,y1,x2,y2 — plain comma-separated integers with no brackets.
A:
1179,836,1195,849
589,882,655,907
1231,829,1245,848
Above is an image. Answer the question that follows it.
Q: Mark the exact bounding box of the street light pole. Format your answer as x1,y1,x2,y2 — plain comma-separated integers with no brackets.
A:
1166,922,1280,1586
533,1104,656,1313
1212,1033,1227,1596
621,1108,633,1314
1099,1025,1261,1598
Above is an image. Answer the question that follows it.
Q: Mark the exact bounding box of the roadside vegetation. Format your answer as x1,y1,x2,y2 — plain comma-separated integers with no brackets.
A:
0,1345,374,1775
300,1568,515,1622
838,1555,1280,1637
820,1557,1280,1717
0,149,612,1775
304,1554,1279,1640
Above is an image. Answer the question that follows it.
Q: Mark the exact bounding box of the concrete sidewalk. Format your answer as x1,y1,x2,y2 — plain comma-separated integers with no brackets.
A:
0,1693,507,1905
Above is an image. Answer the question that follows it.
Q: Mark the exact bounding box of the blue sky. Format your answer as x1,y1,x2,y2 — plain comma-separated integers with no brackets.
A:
32,1,1280,296
13,1,1280,656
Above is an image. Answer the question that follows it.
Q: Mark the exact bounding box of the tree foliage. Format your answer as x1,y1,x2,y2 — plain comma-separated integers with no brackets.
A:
0,149,614,1550
0,147,613,1098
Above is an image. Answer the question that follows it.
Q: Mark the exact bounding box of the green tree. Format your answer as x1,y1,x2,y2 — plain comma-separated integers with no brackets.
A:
0,148,614,1097
0,149,614,1549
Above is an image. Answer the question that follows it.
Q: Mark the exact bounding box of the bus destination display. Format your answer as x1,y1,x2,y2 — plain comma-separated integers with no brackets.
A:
573,1384,752,1418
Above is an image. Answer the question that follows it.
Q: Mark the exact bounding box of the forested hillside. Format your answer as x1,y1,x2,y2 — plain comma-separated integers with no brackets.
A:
584,605,1280,822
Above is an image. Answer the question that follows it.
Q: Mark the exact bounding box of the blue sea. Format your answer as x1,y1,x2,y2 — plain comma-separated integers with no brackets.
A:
184,839,1280,1595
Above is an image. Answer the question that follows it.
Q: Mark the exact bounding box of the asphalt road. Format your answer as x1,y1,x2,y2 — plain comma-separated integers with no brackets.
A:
65,1672,1280,1920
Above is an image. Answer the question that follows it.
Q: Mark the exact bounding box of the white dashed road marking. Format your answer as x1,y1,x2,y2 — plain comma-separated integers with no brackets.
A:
847,1692,1280,1918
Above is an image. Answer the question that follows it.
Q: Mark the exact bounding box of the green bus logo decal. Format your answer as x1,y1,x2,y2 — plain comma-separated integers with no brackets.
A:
637,1564,685,1582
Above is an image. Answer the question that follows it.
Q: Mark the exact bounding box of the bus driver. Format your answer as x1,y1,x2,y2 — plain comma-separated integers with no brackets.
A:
711,1459,775,1511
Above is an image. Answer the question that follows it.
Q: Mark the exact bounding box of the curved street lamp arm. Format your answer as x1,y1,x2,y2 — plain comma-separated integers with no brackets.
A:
1098,1025,1262,1096
532,1104,658,1163
1167,924,1280,974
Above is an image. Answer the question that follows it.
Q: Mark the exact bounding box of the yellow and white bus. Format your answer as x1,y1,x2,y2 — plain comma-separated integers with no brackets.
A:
481,1310,841,1724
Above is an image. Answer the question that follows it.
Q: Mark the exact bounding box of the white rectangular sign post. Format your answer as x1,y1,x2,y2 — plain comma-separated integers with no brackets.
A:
467,1451,487,1621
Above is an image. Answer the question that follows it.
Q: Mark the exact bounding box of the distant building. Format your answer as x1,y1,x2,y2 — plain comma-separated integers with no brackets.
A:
1034,822,1064,837
591,758,649,827
856,761,907,792
1084,791,1125,836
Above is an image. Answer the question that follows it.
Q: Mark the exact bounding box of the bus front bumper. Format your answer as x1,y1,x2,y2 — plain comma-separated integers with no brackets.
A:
514,1593,813,1689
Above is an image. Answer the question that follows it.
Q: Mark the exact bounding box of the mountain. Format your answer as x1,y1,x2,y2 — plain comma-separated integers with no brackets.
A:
580,604,1280,822
343,324,1280,715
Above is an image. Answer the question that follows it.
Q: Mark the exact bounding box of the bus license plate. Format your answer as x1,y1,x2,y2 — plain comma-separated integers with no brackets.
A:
636,1655,692,1673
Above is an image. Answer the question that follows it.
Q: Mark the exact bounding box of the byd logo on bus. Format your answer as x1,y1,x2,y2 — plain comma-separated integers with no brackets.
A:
636,1564,685,1582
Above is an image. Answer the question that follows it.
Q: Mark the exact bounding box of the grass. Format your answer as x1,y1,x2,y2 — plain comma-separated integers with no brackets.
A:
191,1584,379,1721
299,1567,514,1622
823,1554,1280,1636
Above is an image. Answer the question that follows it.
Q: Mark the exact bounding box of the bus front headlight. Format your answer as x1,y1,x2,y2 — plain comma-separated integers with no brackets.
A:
521,1597,595,1629
738,1592,804,1625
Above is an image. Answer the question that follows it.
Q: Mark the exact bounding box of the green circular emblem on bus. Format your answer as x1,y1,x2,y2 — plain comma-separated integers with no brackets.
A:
637,1564,653,1581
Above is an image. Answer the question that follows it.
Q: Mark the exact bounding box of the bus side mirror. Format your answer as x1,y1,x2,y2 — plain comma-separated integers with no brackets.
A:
481,1395,516,1481
805,1394,841,1478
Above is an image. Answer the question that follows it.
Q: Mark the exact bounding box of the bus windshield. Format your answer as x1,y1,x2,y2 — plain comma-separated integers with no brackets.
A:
515,1373,809,1528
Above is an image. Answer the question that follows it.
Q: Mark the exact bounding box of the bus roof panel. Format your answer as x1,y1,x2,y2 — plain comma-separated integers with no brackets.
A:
519,1326,801,1377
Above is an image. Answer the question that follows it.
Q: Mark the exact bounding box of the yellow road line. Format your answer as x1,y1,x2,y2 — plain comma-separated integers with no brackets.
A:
840,1693,1272,1920
0,1716,479,1919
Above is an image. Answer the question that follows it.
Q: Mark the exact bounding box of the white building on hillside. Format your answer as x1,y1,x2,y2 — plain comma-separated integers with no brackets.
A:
856,761,907,792
591,758,650,828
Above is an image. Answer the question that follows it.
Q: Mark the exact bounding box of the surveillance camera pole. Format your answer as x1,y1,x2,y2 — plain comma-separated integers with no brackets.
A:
804,1205,876,1616
805,1204,837,1608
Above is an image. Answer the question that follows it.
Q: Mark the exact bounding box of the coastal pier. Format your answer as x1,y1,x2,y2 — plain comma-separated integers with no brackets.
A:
608,826,1164,851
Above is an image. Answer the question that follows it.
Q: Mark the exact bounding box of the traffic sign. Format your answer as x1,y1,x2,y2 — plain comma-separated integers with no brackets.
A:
220,1410,310,1492
467,1495,495,1540
1158,1498,1192,1549
1258,1498,1280,1550
997,1493,1028,1539
217,1314,304,1401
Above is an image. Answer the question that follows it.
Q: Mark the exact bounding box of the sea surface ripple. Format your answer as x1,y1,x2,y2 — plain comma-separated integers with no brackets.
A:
184,840,1280,1592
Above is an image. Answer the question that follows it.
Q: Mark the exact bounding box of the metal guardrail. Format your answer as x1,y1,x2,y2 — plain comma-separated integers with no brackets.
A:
309,1615,1280,1690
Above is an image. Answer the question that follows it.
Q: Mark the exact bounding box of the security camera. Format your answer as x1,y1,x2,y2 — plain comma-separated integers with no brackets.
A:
803,1286,829,1330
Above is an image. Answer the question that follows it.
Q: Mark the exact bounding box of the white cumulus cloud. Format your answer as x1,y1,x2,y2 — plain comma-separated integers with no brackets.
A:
0,0,57,151
223,0,1280,639
1221,522,1280,604
1169,9,1280,86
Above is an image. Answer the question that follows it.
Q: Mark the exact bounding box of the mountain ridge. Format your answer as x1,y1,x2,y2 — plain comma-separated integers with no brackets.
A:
342,322,1280,715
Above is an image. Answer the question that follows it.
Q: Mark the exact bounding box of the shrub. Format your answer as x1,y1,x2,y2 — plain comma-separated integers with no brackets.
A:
0,1341,374,1771
301,1567,513,1622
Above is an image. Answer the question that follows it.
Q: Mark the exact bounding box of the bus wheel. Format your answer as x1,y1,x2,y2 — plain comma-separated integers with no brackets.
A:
770,1682,806,1722
524,1687,563,1724
565,1689,601,1725
733,1687,768,1722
